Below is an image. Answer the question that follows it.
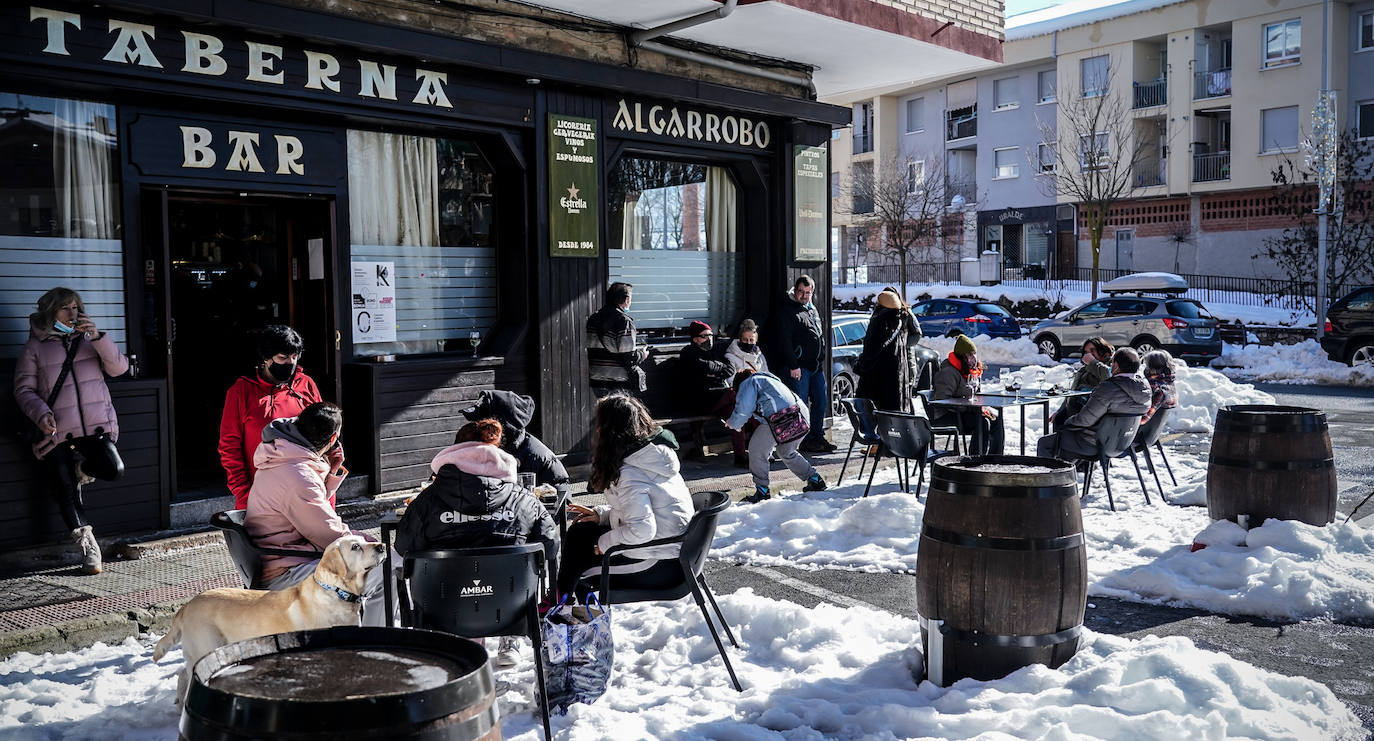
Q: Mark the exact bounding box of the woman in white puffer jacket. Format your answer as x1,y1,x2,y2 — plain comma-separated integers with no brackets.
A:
560,392,693,599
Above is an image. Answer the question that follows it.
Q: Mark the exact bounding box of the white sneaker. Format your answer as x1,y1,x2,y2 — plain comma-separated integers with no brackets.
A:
72,526,102,575
494,636,521,669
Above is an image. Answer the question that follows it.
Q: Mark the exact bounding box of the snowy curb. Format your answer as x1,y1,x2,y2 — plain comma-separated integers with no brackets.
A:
0,599,183,660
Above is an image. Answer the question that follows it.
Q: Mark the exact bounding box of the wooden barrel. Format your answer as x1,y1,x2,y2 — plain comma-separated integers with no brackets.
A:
917,455,1086,686
1207,405,1336,527
180,626,500,741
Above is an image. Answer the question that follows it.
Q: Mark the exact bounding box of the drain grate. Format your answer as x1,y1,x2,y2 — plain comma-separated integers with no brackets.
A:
0,578,90,611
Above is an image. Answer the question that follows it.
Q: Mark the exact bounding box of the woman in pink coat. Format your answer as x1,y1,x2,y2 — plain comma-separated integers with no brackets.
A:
13,287,130,574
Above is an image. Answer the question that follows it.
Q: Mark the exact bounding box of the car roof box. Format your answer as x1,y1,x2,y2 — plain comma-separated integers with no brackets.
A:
1101,272,1189,296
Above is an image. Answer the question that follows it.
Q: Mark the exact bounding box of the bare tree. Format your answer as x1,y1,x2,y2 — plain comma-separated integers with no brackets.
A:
843,151,948,303
1034,61,1149,298
1166,221,1196,275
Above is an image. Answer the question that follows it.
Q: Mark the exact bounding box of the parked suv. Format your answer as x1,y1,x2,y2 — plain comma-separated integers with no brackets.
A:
1031,295,1222,364
1321,285,1374,366
830,311,939,414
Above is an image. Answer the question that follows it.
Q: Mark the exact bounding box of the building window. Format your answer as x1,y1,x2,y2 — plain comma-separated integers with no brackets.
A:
851,161,874,214
348,130,496,358
1079,132,1109,171
1358,102,1374,139
1038,70,1057,103
993,78,1018,110
1361,12,1374,51
1263,20,1301,69
608,158,740,333
993,147,1020,179
1,93,124,360
905,97,924,133
831,171,840,199
1038,142,1057,173
1081,55,1109,97
908,160,926,194
854,102,874,154
1260,106,1299,152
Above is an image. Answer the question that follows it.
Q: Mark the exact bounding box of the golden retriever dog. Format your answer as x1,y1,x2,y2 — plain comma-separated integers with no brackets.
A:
153,534,386,703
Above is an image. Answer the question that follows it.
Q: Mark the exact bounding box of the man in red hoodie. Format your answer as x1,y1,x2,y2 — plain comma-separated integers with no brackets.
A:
219,325,337,509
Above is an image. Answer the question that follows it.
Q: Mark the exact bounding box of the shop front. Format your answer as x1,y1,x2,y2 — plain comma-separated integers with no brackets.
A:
0,1,845,550
976,205,1077,280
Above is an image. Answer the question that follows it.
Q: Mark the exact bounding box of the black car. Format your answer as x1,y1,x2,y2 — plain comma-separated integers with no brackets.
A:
830,311,939,415
1321,285,1374,367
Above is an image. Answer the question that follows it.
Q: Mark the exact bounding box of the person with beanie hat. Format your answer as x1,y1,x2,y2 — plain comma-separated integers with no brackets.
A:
855,289,922,413
677,320,735,457
930,334,1004,455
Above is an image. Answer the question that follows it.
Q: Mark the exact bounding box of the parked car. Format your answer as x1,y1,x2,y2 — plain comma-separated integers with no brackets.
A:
909,298,1022,339
830,311,940,414
1030,274,1222,364
1320,285,1374,366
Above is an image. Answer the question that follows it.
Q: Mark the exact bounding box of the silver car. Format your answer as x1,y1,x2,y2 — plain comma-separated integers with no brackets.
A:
1030,295,1223,364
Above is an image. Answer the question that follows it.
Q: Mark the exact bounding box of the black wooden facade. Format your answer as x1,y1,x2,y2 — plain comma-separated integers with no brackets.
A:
0,0,845,550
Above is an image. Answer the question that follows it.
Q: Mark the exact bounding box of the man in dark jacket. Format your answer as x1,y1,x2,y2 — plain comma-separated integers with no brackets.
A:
586,282,647,397
772,275,834,452
678,320,734,413
460,389,570,497
1037,347,1151,460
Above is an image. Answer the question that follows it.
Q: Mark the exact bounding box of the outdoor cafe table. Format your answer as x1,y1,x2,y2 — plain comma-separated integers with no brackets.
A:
378,486,571,628
928,389,1092,455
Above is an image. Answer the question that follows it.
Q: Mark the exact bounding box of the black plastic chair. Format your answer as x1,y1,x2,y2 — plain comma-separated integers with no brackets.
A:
917,390,964,455
837,398,883,486
863,410,955,499
1075,412,1148,512
211,510,321,590
404,543,552,741
580,490,742,692
1132,407,1177,499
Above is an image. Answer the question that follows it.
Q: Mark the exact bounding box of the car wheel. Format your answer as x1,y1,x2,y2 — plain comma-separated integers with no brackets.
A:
1132,336,1160,355
1035,334,1061,360
831,372,856,415
1348,341,1374,367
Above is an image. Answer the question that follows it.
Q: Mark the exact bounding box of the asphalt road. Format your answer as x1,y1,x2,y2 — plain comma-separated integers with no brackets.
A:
704,381,1374,734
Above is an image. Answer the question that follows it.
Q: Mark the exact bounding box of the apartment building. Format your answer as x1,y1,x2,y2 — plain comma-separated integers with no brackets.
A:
832,0,1373,282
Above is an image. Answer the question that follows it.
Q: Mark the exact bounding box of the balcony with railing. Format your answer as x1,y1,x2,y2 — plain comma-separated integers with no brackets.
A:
1132,78,1167,109
945,106,977,141
853,130,873,155
1134,159,1165,187
945,178,977,204
1193,68,1232,100
1193,151,1230,182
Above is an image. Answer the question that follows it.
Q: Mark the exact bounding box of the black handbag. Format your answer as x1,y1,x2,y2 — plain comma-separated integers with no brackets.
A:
17,335,82,444
70,432,125,482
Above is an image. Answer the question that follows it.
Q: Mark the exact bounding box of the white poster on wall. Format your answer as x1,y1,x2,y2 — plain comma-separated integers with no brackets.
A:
350,261,396,344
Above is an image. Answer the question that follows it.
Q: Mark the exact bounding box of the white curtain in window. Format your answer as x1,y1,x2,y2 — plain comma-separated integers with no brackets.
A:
704,166,735,253
621,192,642,250
347,130,438,246
53,100,117,240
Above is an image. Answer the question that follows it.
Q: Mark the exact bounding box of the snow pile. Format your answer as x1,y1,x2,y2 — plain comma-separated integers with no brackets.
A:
1214,340,1374,387
1,593,1365,741
921,334,1059,367
1170,364,1275,433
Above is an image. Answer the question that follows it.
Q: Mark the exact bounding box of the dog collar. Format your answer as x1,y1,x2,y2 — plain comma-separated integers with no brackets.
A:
314,577,363,603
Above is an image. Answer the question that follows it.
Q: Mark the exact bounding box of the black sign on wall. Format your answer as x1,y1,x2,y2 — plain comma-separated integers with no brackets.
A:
126,112,343,188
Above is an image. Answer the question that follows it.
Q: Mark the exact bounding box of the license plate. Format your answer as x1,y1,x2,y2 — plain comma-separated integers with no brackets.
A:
1195,328,1213,338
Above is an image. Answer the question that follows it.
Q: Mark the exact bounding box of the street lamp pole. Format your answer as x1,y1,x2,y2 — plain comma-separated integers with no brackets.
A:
1314,0,1332,338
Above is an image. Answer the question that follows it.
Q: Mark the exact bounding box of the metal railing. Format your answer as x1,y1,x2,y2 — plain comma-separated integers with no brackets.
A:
1132,79,1167,108
1009,268,1364,311
1133,160,1165,187
862,261,962,286
1193,68,1232,99
945,179,977,203
853,131,873,154
1193,151,1230,182
945,111,977,141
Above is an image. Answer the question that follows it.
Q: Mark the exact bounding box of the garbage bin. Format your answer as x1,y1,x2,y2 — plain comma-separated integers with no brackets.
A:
979,251,1000,285
959,257,980,286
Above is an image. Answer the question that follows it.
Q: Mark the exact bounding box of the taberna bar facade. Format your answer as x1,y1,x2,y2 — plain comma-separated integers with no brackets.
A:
0,0,847,549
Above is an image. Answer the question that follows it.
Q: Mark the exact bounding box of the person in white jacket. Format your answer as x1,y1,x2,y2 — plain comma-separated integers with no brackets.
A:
719,318,768,466
561,392,693,600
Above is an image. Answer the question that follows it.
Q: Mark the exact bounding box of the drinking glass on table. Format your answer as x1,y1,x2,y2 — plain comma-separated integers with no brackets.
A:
998,369,1010,391
468,330,481,357
518,472,537,491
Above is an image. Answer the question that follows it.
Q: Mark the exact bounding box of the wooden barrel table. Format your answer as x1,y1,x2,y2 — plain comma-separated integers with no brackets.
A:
1207,405,1336,527
917,455,1086,686
180,626,500,741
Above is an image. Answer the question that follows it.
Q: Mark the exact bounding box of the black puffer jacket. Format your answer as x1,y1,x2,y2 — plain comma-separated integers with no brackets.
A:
462,390,570,496
772,293,825,373
394,442,559,576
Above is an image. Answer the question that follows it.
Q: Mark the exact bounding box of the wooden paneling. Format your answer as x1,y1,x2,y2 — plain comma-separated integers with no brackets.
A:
0,378,169,549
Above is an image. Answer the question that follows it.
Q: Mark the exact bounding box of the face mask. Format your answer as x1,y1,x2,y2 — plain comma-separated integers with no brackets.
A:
268,361,297,383
739,342,756,354
698,338,714,351
53,320,75,334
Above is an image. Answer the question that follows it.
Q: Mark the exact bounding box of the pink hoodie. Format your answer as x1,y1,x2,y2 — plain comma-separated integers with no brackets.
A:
429,441,519,481
244,431,349,582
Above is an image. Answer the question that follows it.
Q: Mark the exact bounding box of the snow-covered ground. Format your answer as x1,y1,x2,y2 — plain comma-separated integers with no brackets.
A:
3,363,1370,740
1214,340,1374,388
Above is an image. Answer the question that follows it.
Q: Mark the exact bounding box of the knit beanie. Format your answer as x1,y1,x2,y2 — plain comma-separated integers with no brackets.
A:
877,290,903,310
954,334,977,357
688,320,712,337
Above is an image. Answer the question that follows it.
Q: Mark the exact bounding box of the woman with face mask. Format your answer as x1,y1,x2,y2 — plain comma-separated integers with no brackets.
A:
218,324,335,509
13,287,130,574
1049,336,1114,431
722,319,768,466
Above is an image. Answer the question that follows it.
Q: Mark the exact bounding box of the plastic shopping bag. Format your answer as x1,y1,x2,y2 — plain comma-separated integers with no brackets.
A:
541,593,613,714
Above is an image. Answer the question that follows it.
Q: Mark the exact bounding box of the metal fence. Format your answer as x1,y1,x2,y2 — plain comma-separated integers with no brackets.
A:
1193,68,1231,100
860,261,961,287
1132,79,1167,109
1012,268,1364,311
945,112,977,141
1193,151,1230,182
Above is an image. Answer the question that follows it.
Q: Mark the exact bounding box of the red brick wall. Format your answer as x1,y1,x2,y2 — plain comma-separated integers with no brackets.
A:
1077,197,1190,238
1199,187,1316,232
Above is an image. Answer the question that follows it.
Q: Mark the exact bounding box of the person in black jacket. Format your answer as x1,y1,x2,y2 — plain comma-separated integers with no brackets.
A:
678,320,734,414
771,275,835,453
856,288,922,412
460,389,570,498
586,282,648,397
395,418,560,669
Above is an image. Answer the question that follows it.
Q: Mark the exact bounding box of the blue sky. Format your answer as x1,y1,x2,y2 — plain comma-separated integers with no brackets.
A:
1005,0,1068,18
